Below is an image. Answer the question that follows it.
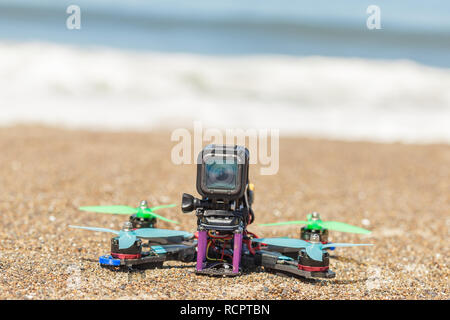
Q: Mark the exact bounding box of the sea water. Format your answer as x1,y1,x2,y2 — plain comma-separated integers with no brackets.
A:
0,0,449,143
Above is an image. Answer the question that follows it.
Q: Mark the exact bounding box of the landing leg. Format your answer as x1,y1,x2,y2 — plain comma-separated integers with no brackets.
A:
196,230,207,271
232,231,243,273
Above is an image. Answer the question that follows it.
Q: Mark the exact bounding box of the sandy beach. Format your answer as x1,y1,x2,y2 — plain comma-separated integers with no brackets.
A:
0,125,448,300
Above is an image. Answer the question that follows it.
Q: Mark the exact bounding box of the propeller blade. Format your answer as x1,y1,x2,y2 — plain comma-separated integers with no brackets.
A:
322,243,374,249
69,225,119,235
78,206,138,215
117,232,137,249
305,245,324,261
134,228,193,239
258,221,309,227
144,209,179,224
320,221,371,234
149,204,177,211
252,237,310,248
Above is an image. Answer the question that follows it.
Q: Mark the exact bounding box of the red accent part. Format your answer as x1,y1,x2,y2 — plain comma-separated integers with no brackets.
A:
207,239,232,261
111,253,142,259
298,264,329,272
194,231,199,239
244,239,255,255
248,211,254,224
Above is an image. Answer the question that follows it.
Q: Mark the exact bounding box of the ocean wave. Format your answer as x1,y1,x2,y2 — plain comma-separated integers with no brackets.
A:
1,41,449,143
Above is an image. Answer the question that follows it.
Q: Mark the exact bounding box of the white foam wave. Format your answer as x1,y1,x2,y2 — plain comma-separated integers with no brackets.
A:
1,41,449,143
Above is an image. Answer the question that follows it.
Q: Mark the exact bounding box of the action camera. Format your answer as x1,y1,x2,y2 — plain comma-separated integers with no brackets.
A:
196,144,249,200
182,144,254,230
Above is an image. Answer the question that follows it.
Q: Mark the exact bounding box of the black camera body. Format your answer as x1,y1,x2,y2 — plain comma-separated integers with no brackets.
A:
182,144,254,231
196,144,249,200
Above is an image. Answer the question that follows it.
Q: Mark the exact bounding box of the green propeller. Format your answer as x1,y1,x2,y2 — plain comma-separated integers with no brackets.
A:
258,212,371,234
79,200,178,224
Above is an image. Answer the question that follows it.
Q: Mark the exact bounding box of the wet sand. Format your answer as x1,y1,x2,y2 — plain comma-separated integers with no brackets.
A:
0,125,448,299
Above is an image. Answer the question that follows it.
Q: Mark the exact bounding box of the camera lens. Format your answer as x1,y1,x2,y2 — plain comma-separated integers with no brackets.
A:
205,158,237,190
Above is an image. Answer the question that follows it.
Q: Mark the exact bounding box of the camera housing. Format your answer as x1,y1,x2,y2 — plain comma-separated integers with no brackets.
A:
196,144,249,200
182,144,254,230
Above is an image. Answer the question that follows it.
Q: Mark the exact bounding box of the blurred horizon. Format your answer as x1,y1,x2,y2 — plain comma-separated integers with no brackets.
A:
0,0,449,143
1,0,450,67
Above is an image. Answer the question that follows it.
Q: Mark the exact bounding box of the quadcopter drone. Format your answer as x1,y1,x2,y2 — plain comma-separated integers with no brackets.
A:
69,144,373,279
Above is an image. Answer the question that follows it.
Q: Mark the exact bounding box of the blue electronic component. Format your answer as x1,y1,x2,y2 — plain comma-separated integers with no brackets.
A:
99,255,121,266
278,255,294,261
151,246,167,254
